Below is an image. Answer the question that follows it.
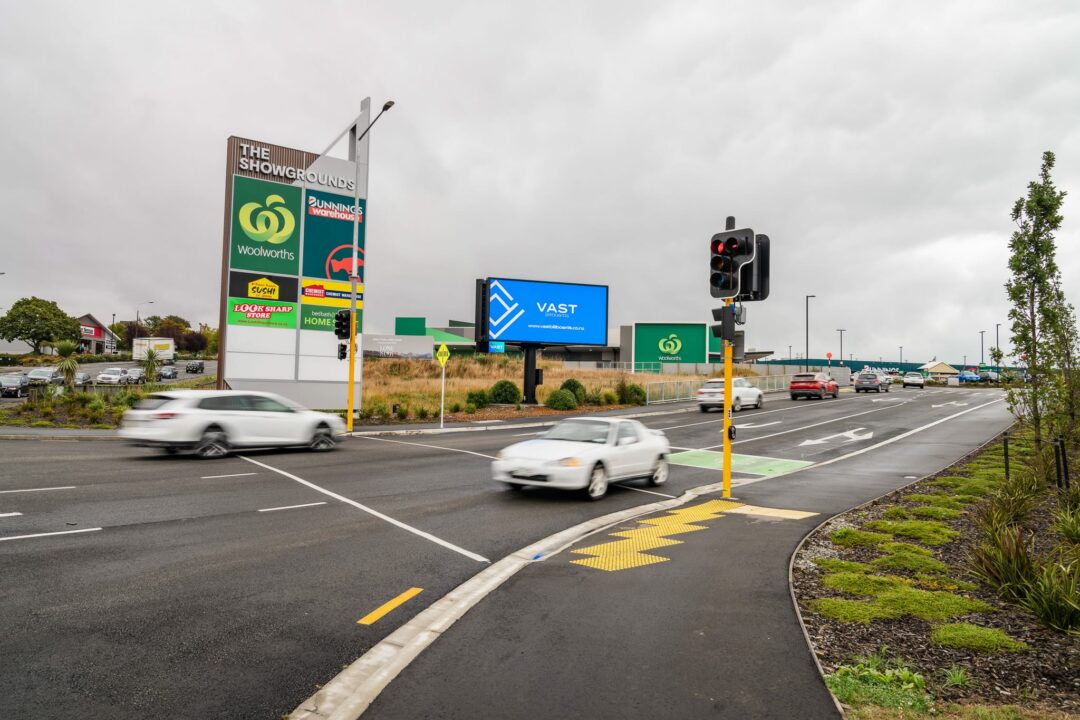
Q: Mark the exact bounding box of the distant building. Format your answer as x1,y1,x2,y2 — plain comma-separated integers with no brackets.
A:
78,314,120,354
919,361,959,378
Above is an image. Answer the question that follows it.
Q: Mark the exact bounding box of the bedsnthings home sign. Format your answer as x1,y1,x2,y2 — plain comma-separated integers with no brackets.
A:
217,102,373,409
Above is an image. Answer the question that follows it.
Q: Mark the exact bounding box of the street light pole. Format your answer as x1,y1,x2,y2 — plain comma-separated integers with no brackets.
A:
836,329,846,367
979,330,985,366
135,301,154,343
900,346,903,366
996,323,1002,370
805,295,816,373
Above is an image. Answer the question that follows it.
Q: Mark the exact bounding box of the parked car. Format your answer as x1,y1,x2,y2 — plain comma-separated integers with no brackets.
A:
855,372,891,393
790,373,839,400
118,390,347,458
26,368,63,386
979,371,1000,383
157,366,179,380
73,372,92,388
127,368,147,384
697,377,764,413
0,373,30,398
186,360,205,374
901,372,925,389
96,367,130,385
957,371,982,383
492,417,670,500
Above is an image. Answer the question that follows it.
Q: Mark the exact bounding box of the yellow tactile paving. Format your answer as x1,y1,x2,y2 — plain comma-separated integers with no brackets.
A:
570,500,743,572
726,505,819,520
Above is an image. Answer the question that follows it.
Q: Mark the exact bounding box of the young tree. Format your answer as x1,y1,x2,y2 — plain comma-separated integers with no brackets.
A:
0,297,80,354
54,340,80,389
142,348,159,385
1003,150,1068,456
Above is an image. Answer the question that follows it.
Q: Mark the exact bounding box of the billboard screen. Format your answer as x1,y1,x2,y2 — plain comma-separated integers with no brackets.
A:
486,278,608,346
633,323,707,365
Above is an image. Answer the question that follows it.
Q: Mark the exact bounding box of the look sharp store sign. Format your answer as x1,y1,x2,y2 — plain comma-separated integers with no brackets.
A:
218,103,373,408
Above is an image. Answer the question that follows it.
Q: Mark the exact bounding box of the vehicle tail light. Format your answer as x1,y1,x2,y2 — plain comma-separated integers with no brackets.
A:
154,412,178,420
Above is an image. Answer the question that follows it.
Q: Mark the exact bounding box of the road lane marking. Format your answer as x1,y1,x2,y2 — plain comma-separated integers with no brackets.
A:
239,456,489,563
699,401,913,450
616,485,677,499
798,428,873,447
201,472,257,479
0,512,23,518
357,587,424,625
0,527,102,542
654,397,856,431
258,502,327,513
0,486,76,494
738,421,782,429
357,436,496,460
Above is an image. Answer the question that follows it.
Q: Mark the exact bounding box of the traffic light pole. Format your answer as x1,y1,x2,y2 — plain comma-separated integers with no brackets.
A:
722,298,734,499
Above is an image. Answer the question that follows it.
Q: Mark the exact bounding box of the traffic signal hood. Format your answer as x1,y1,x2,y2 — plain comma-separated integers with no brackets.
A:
710,228,755,299
334,309,351,339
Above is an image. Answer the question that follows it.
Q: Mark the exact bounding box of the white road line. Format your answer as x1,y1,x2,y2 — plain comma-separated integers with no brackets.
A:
616,485,677,499
0,512,23,518
357,435,496,460
0,486,76,494
512,431,543,437
655,396,857,431
0,527,102,542
239,456,489,563
258,501,327,513
699,401,912,451
200,472,257,480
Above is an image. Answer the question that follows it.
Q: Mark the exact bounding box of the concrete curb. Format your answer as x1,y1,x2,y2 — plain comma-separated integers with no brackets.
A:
288,480,741,720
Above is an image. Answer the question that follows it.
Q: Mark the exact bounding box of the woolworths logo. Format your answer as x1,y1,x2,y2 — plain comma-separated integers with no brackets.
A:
658,334,683,355
239,194,296,244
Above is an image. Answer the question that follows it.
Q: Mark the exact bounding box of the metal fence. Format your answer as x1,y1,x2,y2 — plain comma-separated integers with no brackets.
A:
644,374,802,405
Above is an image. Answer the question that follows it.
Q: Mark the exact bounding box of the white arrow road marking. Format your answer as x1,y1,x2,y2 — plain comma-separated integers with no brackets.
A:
736,421,782,429
799,427,874,447
932,401,970,408
871,397,905,403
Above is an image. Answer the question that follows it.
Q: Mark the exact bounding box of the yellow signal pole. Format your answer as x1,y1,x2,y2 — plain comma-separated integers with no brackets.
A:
346,309,357,432
722,298,733,498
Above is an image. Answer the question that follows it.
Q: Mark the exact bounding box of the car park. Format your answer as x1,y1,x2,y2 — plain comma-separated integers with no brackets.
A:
697,377,763,412
186,360,205,374
26,368,63,386
157,366,179,380
0,373,30,398
789,373,839,400
118,390,347,458
902,372,925,389
492,417,670,500
96,367,130,385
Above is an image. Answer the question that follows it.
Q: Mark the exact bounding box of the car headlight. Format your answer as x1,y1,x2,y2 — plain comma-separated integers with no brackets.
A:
553,457,582,468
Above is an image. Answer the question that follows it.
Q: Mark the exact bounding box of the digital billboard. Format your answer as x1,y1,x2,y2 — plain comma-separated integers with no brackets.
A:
633,323,707,365
486,278,608,346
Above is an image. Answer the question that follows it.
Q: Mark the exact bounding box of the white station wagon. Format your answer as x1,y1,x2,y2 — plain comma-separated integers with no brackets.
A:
492,417,671,500
119,390,347,458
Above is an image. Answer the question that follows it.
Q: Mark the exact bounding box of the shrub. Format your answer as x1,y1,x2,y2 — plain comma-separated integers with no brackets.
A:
560,378,586,403
584,388,602,406
931,623,1029,653
416,407,430,420
830,528,893,547
614,377,647,406
601,390,618,405
883,507,912,520
864,519,959,546
1054,506,1080,544
71,392,94,408
395,405,410,421
968,525,1036,602
466,389,490,409
370,402,390,420
544,389,578,411
825,658,931,713
87,396,106,413
1017,554,1080,633
450,402,462,413
464,403,477,414
490,380,522,405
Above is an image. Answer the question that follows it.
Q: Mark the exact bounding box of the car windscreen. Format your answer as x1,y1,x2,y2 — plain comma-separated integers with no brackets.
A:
0,375,21,385
102,368,123,374
792,374,816,381
135,395,177,410
27,369,52,377
543,420,611,444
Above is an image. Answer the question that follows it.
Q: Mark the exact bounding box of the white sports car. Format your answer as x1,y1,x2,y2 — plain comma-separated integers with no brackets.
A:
492,417,671,500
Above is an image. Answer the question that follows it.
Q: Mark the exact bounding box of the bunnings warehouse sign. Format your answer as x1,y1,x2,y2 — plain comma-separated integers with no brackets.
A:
633,323,707,365
218,102,374,409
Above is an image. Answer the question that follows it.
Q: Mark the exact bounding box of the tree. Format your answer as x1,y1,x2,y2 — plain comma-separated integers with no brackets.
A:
155,318,187,344
181,331,208,354
0,297,80,354
162,315,191,330
143,315,162,334
1003,150,1068,457
55,340,80,388
142,348,159,385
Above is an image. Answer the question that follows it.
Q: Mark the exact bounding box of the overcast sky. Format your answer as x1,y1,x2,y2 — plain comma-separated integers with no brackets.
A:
2,1,1078,366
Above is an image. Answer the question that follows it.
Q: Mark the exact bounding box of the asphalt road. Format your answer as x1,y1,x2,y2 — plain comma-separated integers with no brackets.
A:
0,386,1011,719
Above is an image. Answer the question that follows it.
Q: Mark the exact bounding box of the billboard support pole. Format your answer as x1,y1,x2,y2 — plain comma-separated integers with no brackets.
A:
722,298,733,499
523,345,538,404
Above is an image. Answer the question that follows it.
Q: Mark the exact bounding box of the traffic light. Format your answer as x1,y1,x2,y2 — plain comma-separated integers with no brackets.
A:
337,343,348,360
710,227,755,299
711,305,736,342
744,234,770,302
334,309,351,339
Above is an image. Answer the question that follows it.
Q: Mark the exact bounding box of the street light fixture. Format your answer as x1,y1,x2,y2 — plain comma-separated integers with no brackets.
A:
979,330,986,366
805,294,816,373
836,329,846,367
996,322,1002,370
135,301,154,341
900,346,903,366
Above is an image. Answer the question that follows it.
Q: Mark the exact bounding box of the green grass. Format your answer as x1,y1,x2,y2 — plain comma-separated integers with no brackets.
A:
930,475,999,497
823,572,911,596
811,597,902,623
815,558,872,573
913,574,977,592
872,543,949,574
910,505,964,520
865,519,960,546
905,493,967,509
931,623,1029,653
825,656,931,713
882,507,912,520
831,527,893,547
811,587,992,624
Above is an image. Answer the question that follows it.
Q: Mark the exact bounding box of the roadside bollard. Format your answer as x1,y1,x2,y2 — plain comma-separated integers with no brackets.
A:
1003,431,1010,481
1061,436,1071,490
1052,438,1064,489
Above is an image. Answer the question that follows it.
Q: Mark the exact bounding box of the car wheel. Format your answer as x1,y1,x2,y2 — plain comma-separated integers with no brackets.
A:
819,390,826,400
501,482,524,491
309,424,336,451
162,447,179,456
833,389,839,398
756,393,764,408
649,457,669,486
732,397,742,412
699,406,709,413
195,428,229,459
585,464,609,501
790,394,798,401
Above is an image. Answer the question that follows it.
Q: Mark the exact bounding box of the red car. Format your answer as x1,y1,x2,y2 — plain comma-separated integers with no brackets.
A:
789,372,839,400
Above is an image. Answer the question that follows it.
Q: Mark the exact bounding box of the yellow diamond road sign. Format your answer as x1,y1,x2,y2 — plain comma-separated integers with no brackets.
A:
436,343,450,367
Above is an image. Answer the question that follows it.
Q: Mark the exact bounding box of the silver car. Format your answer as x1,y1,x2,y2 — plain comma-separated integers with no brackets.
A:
854,372,891,393
96,367,130,385
902,372,925,389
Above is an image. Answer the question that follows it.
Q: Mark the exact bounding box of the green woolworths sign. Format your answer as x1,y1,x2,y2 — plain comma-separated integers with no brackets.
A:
634,323,707,364
230,176,302,276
